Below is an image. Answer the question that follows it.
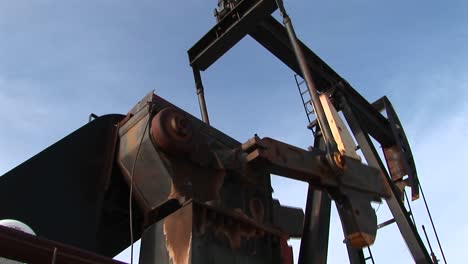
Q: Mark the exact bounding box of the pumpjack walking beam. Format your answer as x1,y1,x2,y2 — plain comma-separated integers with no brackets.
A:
187,0,432,263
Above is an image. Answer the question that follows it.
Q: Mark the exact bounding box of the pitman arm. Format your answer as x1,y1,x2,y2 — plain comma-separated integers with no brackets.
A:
241,136,390,247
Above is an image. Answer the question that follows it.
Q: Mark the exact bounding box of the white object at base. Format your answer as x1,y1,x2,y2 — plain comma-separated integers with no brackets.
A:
0,219,36,264
0,219,35,235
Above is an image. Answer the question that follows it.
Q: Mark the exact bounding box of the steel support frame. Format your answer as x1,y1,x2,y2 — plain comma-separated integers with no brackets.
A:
187,0,430,262
298,130,366,264
298,185,332,264
188,0,277,122
339,95,432,263
188,0,394,147
298,131,331,264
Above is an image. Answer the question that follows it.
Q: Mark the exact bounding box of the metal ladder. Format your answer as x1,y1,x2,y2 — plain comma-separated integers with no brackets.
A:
294,74,317,132
364,246,376,264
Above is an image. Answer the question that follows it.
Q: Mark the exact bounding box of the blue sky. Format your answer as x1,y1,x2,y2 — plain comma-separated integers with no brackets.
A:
1,0,467,263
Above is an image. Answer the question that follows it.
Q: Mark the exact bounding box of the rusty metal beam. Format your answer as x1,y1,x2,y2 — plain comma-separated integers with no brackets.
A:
242,136,387,249
242,137,335,185
242,136,388,199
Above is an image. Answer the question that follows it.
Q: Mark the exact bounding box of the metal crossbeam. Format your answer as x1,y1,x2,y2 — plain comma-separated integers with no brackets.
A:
188,0,277,69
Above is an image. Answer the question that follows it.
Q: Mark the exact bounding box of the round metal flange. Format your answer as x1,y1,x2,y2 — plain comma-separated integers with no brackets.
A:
151,107,193,155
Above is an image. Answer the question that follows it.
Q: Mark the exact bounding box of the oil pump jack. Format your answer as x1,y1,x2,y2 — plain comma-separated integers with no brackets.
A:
0,0,435,263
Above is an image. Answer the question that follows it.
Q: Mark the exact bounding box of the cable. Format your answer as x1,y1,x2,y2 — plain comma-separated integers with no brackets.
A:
422,225,439,263
420,181,447,264
128,115,151,264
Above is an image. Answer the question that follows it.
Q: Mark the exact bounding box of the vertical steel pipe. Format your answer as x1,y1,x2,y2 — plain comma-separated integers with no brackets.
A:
192,67,210,125
274,0,335,152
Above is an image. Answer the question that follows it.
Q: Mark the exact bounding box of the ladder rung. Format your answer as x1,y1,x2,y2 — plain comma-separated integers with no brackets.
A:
307,120,317,129
304,100,315,115
294,74,315,135
365,246,375,263
302,98,312,106
378,218,396,229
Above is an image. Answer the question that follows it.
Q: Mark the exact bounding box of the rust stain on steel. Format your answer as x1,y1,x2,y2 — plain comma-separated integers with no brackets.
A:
347,232,374,249
161,201,277,263
193,202,282,250
383,145,407,181
196,205,256,249
117,111,174,218
383,145,408,200
163,204,193,264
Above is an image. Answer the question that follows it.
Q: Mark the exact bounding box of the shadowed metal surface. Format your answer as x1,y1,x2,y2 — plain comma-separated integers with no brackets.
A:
0,114,140,257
